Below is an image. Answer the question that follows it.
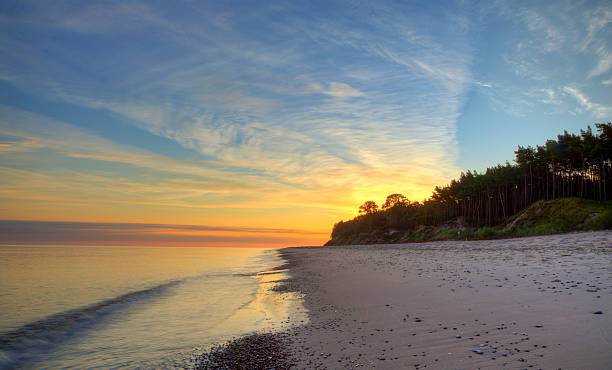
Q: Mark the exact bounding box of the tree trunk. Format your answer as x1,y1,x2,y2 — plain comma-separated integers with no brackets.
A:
499,191,506,219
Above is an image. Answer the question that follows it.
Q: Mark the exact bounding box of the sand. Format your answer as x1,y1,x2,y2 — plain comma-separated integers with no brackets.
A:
280,231,612,369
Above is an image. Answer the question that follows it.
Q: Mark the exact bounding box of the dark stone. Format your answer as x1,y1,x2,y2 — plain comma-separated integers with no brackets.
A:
197,333,292,370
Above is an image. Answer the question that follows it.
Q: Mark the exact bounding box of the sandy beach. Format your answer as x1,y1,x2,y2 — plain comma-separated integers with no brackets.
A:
276,231,612,369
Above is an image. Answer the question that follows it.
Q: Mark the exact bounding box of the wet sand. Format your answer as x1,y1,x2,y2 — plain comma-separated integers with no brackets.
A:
281,231,612,369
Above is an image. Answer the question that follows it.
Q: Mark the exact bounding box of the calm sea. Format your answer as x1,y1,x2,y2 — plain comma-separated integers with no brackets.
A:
0,245,306,369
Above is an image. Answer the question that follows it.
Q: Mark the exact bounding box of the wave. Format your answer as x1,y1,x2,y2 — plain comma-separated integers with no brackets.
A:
0,279,181,368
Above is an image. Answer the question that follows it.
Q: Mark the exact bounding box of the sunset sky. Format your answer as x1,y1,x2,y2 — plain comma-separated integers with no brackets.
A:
1,1,611,247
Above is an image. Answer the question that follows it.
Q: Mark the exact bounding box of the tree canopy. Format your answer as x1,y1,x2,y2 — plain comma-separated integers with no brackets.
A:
382,193,408,209
331,123,612,241
358,201,379,214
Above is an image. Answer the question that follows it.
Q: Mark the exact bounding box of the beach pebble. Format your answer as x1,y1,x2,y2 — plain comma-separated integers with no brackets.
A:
593,310,603,314
473,349,484,355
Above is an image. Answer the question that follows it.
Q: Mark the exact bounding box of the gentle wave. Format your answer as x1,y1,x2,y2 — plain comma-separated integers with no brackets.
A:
0,279,181,368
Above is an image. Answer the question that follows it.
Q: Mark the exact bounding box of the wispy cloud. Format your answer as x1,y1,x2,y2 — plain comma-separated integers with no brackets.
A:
475,0,612,122
474,81,492,88
562,86,612,118
319,82,365,98
538,88,563,106
584,7,612,78
1,1,471,188
0,1,529,243
519,7,565,53
588,46,612,79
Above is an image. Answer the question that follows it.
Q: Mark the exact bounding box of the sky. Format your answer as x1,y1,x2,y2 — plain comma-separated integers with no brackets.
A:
0,0,611,247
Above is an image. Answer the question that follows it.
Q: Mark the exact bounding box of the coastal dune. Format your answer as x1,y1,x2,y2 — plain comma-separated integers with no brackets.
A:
281,231,612,369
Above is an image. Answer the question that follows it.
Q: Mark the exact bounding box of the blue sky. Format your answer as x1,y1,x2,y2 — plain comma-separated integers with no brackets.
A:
0,0,611,245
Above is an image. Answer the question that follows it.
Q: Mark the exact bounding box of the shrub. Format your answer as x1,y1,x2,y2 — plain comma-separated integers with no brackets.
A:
432,228,461,240
584,208,612,230
477,227,497,239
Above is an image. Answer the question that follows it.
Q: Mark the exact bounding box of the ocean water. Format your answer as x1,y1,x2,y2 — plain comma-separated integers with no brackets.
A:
0,245,306,369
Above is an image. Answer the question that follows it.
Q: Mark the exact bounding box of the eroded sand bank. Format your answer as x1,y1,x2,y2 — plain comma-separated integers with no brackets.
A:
281,231,612,369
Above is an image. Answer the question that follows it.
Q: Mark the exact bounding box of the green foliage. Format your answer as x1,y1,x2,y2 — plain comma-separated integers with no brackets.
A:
431,228,461,240
358,201,379,214
584,208,612,229
328,122,612,246
509,198,606,230
406,233,428,242
476,227,497,238
382,194,408,210
329,197,611,245
502,198,611,237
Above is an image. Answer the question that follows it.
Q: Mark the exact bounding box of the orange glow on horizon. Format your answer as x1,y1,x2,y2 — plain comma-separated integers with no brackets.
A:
2,239,326,248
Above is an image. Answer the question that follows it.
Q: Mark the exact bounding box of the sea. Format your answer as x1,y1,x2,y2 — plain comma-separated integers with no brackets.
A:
0,245,307,369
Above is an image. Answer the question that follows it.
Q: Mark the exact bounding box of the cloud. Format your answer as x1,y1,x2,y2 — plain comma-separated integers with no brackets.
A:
480,1,611,120
584,7,612,78
474,81,492,88
0,105,282,201
539,88,562,105
588,47,612,78
371,46,470,94
562,86,612,118
498,3,595,67
519,7,565,53
50,6,466,179
0,104,446,235
0,1,480,236
320,82,365,98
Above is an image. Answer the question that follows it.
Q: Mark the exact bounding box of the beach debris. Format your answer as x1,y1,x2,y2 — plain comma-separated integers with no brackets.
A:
473,349,484,355
414,317,422,322
593,310,603,314
586,288,598,292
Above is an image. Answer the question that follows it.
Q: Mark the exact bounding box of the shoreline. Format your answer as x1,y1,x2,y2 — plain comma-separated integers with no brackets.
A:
198,230,612,369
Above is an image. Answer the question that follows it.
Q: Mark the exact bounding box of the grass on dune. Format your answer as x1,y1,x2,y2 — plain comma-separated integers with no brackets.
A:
409,198,611,242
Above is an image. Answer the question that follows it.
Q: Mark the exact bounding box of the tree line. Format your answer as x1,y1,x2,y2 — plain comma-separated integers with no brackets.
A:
331,123,612,240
